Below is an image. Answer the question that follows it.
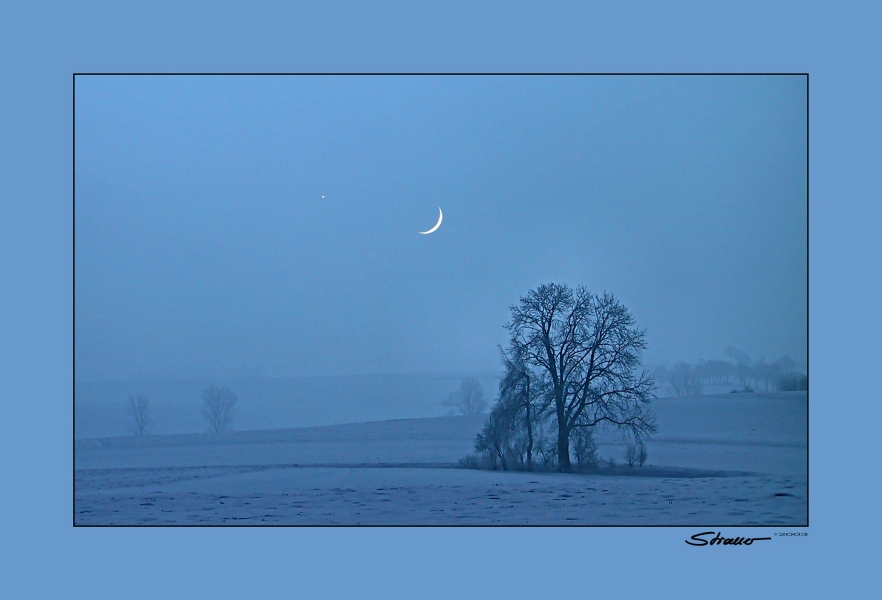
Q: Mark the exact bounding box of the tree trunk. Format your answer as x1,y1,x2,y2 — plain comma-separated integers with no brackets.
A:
495,447,508,471
525,396,533,472
557,423,571,472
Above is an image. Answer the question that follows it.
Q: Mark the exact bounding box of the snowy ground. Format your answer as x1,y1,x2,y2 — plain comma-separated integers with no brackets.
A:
75,392,807,526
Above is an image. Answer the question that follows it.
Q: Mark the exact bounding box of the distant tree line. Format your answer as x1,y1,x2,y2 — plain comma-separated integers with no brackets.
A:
123,386,239,436
652,347,807,397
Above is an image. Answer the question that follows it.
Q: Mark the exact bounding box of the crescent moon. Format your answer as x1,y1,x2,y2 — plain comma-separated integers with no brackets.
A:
419,207,443,235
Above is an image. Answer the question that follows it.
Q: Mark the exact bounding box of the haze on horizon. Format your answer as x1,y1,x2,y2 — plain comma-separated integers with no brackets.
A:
74,75,807,382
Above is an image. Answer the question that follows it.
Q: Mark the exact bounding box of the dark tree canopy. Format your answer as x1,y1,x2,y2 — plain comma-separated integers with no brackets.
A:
505,283,657,471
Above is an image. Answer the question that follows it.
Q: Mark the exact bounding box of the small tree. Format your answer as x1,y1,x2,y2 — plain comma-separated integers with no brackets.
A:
571,424,598,471
638,439,648,466
497,344,553,471
625,437,648,466
625,442,639,467
444,377,488,415
127,394,152,436
474,403,514,470
201,386,237,433
533,424,558,470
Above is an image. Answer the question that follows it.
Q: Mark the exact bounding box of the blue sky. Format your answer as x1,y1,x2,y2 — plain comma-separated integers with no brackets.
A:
75,75,806,380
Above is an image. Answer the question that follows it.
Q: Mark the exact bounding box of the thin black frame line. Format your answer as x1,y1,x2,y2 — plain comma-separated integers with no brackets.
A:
805,73,810,527
73,72,809,76
72,73,77,528
75,523,798,528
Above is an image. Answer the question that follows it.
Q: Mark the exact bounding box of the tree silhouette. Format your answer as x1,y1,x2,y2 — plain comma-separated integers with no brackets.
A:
127,394,152,436
201,386,237,433
505,284,657,471
444,377,487,415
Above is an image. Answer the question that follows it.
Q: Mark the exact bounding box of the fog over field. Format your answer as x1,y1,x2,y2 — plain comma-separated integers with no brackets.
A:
75,372,501,438
74,75,806,526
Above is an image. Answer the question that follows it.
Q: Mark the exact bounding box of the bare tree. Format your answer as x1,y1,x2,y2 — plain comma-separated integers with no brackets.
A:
666,361,703,397
724,346,753,387
506,284,657,472
625,438,647,467
638,439,648,466
700,359,732,385
474,404,514,470
473,352,551,472
201,386,237,433
571,421,598,471
127,394,152,436
626,442,639,467
496,344,553,471
444,377,487,415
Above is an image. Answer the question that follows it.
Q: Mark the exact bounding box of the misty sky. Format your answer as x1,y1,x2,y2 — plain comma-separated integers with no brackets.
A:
74,75,806,381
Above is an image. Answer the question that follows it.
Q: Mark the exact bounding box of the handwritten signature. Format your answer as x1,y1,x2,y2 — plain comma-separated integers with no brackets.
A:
685,531,772,546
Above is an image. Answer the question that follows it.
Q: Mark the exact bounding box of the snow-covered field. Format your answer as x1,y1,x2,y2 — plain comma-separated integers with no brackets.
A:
75,392,807,525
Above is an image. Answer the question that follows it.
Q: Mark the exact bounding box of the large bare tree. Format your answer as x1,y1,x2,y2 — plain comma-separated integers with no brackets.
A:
127,394,152,436
506,284,657,471
201,386,237,433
